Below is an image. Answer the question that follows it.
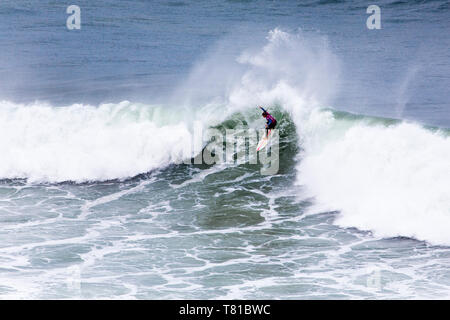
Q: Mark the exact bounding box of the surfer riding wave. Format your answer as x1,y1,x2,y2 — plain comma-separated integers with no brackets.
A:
259,106,277,137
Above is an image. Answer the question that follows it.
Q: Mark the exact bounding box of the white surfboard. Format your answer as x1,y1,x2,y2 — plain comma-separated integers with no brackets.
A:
256,129,273,151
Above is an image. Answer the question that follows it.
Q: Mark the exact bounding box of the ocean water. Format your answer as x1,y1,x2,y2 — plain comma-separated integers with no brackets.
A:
0,0,449,299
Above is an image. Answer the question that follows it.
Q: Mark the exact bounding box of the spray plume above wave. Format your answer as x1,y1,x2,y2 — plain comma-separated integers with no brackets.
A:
0,29,338,183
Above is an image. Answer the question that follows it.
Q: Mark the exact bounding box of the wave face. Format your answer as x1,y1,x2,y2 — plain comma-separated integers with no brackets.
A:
1,29,449,246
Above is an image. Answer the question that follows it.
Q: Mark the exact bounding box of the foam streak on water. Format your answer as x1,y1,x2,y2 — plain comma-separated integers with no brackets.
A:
0,173,449,299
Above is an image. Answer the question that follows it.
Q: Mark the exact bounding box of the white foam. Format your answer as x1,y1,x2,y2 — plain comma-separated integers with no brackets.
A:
297,117,450,245
0,101,207,183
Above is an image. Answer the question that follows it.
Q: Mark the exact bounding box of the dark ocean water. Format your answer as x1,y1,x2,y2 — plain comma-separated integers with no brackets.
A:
0,0,448,299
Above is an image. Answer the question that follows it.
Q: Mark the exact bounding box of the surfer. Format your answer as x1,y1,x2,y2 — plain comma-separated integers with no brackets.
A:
259,106,277,137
